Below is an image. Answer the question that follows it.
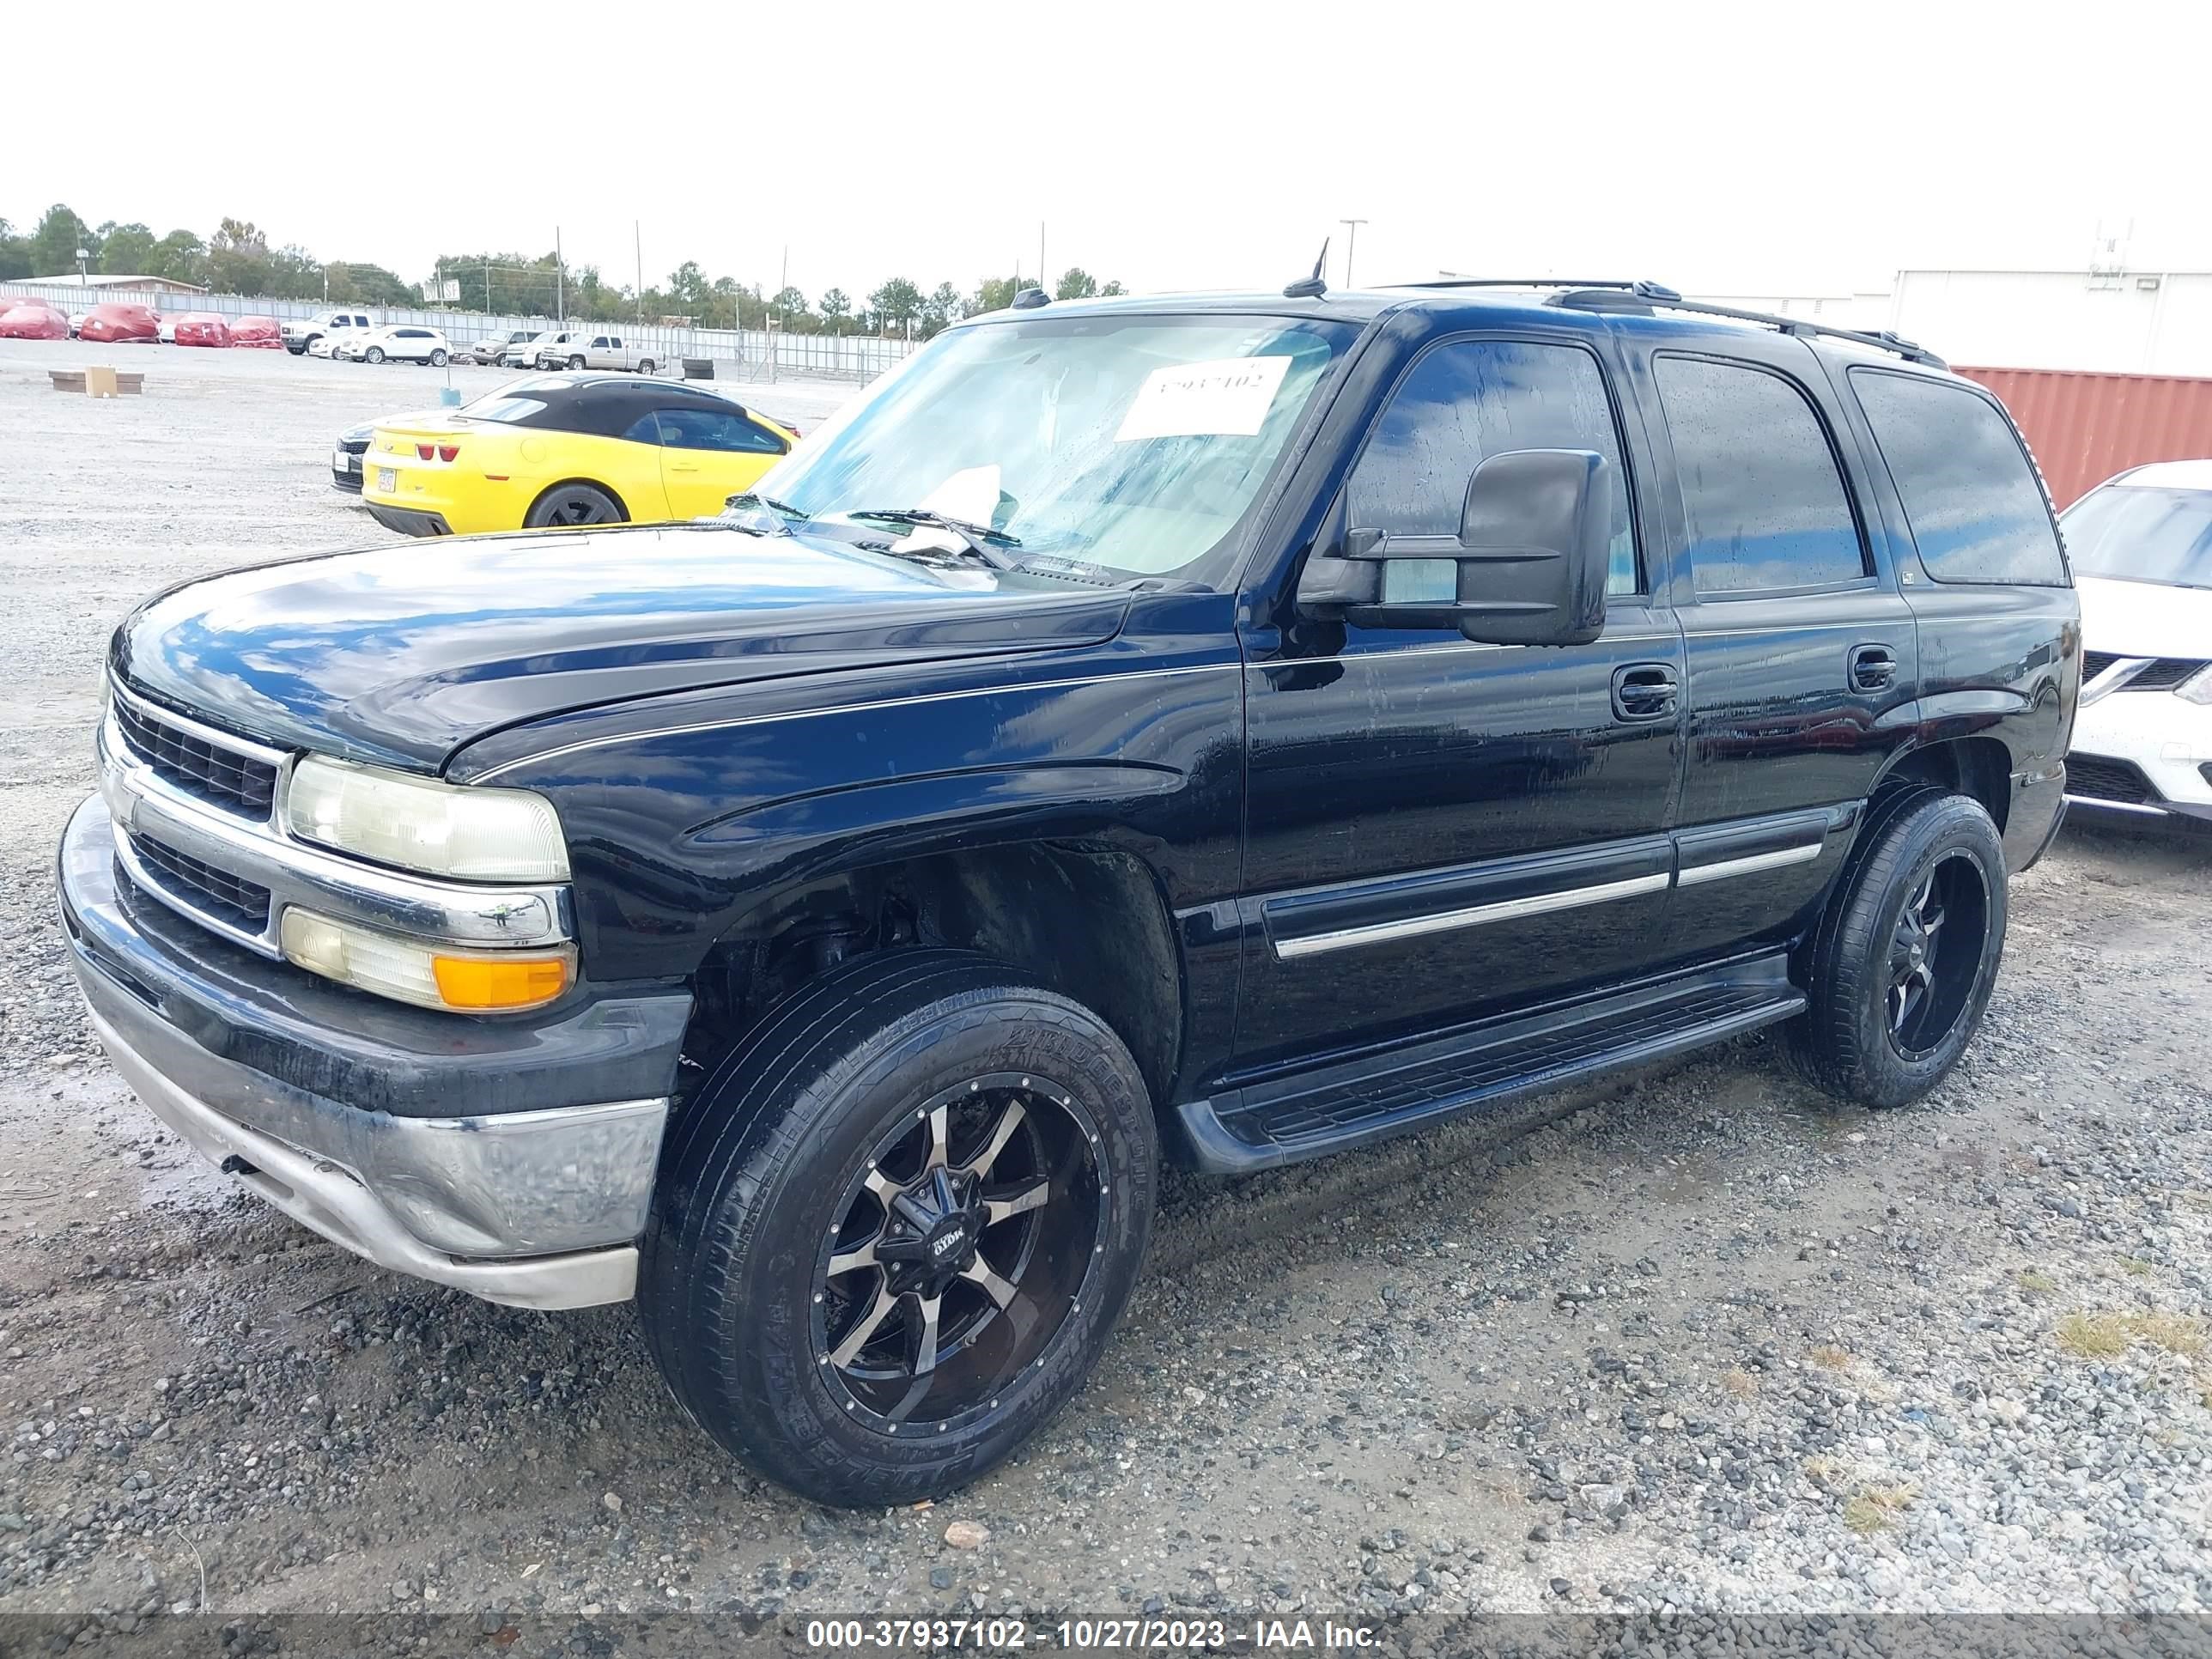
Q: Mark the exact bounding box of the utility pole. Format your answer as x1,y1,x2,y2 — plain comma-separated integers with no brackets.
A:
485,257,493,315
555,227,565,323
635,220,644,325
1038,222,1046,293
1340,219,1368,289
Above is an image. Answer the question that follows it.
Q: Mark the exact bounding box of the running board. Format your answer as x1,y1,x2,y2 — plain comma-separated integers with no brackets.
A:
1176,957,1806,1174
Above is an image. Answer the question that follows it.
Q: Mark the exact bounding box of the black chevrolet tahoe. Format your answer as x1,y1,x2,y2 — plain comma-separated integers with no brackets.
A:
58,278,2081,1507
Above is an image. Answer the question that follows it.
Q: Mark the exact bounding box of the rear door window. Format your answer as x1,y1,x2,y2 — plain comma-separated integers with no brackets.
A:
1849,368,2069,586
1656,356,1867,594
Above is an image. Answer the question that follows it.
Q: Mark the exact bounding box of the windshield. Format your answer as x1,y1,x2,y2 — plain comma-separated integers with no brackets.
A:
2061,483,2212,588
750,312,1357,583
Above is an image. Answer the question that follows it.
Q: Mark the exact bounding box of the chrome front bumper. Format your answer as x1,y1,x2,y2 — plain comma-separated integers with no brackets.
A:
84,996,658,1309
61,792,684,1310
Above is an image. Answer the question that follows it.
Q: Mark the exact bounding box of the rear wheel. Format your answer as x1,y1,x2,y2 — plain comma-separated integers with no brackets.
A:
524,483,623,528
1791,790,2007,1108
428,348,447,367
637,358,654,375
639,949,1158,1508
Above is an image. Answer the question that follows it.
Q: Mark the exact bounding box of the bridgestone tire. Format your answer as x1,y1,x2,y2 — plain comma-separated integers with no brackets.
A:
639,948,1158,1508
1790,789,2007,1109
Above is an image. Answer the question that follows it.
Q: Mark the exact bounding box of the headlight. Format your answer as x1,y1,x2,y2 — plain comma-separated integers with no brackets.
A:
282,908,574,1012
2180,665,2212,707
285,755,568,881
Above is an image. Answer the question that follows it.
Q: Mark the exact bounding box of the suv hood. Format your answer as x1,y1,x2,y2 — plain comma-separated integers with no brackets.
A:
2077,574,2212,660
113,523,1130,773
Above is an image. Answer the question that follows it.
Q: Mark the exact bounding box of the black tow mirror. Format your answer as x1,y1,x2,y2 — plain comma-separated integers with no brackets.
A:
1297,448,1613,647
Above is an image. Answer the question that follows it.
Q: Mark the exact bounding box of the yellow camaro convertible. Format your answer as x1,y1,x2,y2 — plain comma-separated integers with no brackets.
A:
361,373,796,536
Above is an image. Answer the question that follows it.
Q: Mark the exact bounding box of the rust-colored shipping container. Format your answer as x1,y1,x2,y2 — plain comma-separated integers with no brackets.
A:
1957,365,2212,508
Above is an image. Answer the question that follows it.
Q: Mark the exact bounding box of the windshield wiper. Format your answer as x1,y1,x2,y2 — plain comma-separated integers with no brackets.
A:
846,509,1023,571
723,490,810,522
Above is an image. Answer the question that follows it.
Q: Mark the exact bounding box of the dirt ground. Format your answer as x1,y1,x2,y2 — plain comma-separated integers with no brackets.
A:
3,338,2209,1630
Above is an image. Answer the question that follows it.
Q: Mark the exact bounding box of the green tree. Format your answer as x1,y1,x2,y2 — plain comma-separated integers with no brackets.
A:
969,275,1025,314
868,276,923,334
667,260,710,312
1054,267,1098,301
327,263,417,307
770,285,807,321
147,230,206,285
29,204,95,278
0,220,28,283
917,281,963,339
92,222,155,276
818,287,851,333
1101,280,1126,296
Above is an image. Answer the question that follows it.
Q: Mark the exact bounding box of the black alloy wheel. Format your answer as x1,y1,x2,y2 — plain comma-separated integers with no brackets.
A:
1884,853,1990,1060
814,1073,1104,1433
1792,787,2008,1109
526,484,623,528
638,948,1158,1508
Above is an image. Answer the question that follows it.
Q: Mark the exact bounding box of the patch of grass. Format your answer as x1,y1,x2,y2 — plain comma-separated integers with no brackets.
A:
2015,1270,2057,1296
2131,1312,2206,1358
1842,1483,1917,1535
1723,1367,1758,1396
2055,1310,2208,1361
2117,1257,2155,1279
1808,1344,1851,1371
1802,1455,1843,1486
2057,1313,2132,1358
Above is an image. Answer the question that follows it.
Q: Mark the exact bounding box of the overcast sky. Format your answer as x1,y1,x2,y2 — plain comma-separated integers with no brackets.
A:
9,0,2209,304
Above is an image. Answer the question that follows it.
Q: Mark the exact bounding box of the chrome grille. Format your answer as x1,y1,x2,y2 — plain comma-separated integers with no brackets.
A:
112,693,278,818
129,832,274,933
2081,651,2119,683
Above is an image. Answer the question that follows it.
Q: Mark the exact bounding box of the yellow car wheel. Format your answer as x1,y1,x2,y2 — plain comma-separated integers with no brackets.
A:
525,482,627,529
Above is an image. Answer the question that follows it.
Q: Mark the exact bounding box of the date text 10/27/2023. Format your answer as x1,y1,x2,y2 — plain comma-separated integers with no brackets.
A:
802,1619,1382,1650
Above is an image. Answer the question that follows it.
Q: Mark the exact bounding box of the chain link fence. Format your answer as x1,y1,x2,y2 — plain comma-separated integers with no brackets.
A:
0,283,919,381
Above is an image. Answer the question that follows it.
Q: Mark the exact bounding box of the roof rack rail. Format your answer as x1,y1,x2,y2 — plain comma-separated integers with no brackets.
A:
1545,287,1946,369
1396,276,1946,369
1402,278,1662,294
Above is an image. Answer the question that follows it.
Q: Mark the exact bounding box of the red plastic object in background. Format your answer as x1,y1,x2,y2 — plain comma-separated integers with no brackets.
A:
0,302,70,340
229,314,283,348
173,313,233,348
77,303,160,343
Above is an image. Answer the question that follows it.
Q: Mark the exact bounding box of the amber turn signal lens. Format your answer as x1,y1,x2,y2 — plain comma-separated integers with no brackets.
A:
431,951,574,1011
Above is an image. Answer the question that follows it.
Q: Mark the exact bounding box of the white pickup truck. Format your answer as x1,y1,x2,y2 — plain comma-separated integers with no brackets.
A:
538,330,660,374
282,309,374,356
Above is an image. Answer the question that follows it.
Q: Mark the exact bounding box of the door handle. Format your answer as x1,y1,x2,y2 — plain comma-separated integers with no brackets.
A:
1850,644,1898,690
1612,662,1679,722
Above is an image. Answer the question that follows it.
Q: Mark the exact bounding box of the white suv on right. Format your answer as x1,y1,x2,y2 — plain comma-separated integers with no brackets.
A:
2063,459,2212,830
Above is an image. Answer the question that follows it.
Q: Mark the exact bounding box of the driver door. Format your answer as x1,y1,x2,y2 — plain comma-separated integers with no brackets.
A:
1235,331,1686,1073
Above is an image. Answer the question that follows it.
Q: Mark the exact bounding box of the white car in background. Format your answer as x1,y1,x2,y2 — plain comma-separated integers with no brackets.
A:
2062,459,2212,831
348,325,452,366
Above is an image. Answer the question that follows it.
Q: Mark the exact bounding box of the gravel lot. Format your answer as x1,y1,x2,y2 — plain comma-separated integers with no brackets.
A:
3,338,2211,1633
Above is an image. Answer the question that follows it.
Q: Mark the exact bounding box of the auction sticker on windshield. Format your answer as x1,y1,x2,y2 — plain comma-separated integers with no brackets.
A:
1115,356,1292,441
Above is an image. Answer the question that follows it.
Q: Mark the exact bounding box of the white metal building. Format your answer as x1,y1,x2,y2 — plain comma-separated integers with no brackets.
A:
1706,270,2212,376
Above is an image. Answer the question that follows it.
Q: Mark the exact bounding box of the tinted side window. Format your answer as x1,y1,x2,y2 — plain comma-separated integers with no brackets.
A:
656,406,787,454
1656,356,1866,594
1348,338,1640,597
1850,369,2067,586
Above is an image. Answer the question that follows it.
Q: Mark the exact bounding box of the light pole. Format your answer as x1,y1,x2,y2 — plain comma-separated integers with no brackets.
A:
1339,219,1368,289
76,245,88,283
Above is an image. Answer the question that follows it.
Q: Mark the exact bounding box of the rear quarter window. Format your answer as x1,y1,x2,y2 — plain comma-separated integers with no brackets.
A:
1849,368,2069,586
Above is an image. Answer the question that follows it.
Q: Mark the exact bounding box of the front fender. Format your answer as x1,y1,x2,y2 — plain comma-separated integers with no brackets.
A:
463,652,1246,982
